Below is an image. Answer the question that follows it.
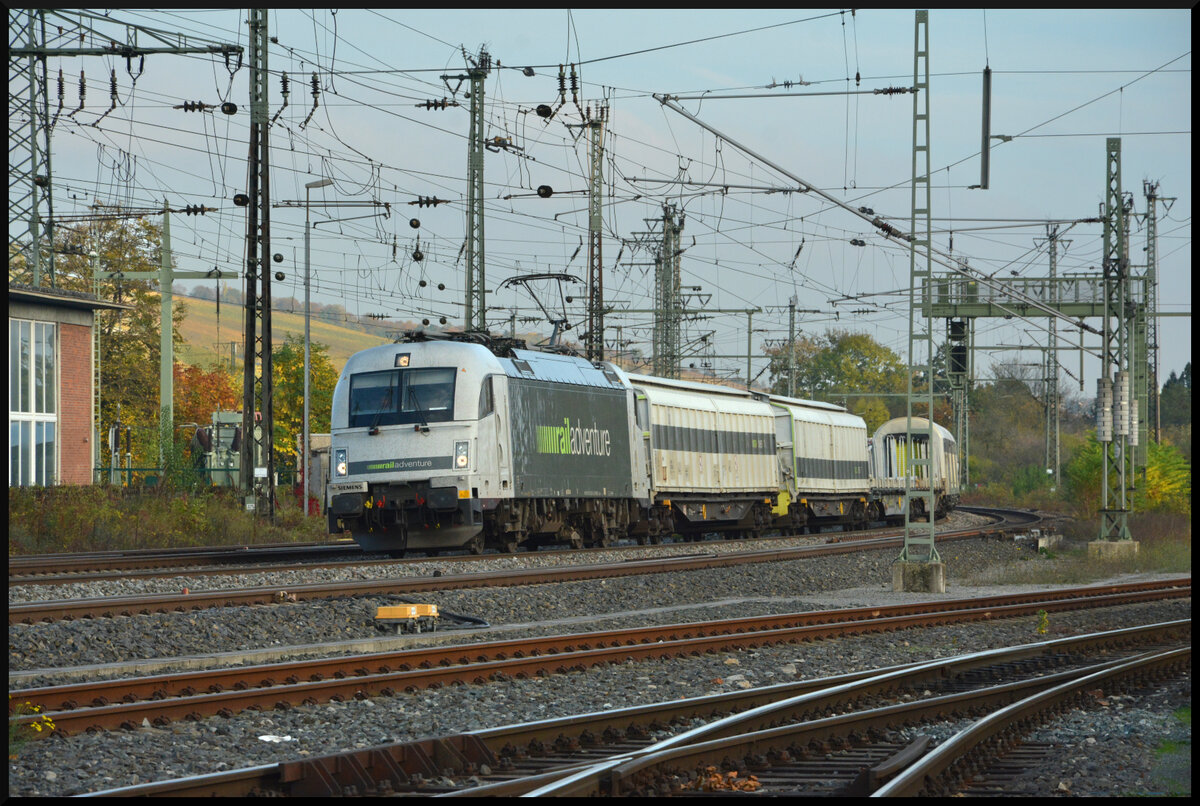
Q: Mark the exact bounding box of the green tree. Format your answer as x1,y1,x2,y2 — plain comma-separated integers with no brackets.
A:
765,329,906,432
10,218,186,474
270,334,339,466
1160,363,1191,427
968,362,1045,489
1064,434,1191,517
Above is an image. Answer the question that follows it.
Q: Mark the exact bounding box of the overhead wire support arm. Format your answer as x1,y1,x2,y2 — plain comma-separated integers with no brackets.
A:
13,9,243,58
666,86,914,100
653,93,1103,338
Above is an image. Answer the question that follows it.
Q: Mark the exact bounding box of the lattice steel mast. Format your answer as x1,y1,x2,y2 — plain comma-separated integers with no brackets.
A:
241,9,275,518
900,9,939,564
585,103,608,361
1096,138,1133,542
653,204,683,379
463,49,490,332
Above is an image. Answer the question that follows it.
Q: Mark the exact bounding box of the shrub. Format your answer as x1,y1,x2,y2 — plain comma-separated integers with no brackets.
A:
9,485,328,555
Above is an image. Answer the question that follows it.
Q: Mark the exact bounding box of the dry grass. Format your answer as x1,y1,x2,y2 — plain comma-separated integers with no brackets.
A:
9,486,330,555
958,512,1191,586
174,293,391,371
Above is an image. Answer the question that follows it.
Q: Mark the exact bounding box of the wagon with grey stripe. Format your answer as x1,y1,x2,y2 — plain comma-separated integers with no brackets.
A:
760,393,872,533
627,374,779,538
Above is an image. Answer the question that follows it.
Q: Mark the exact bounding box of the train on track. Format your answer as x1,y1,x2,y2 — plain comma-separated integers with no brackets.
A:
326,332,959,555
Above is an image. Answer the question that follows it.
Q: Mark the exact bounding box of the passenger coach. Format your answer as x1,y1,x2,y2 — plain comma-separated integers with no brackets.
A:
868,416,961,522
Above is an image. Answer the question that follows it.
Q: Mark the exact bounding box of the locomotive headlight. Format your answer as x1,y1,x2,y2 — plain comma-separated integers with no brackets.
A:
334,448,348,477
454,441,469,469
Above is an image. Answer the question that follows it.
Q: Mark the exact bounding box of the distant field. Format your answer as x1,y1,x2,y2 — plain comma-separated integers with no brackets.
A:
174,294,392,371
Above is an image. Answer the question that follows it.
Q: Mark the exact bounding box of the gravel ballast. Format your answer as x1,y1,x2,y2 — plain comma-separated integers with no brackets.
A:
7,528,1190,798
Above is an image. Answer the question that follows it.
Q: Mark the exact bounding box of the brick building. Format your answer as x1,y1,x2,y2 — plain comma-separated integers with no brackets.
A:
9,283,132,486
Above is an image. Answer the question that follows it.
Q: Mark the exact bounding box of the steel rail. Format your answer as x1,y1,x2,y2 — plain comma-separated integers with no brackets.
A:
873,645,1193,796
7,523,1020,625
529,640,1192,796
73,620,1190,797
9,507,1018,582
12,577,1188,709
10,582,1189,737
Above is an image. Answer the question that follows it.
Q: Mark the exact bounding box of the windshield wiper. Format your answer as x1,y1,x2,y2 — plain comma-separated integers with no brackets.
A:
406,385,430,432
367,387,394,435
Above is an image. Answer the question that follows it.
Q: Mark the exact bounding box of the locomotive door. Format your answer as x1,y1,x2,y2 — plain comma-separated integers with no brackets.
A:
493,375,510,484
634,391,652,483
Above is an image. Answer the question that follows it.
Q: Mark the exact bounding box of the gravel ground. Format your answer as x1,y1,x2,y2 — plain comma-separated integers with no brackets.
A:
7,510,998,604
7,527,1190,798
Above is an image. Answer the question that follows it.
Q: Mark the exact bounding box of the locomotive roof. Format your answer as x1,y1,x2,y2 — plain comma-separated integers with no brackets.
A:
500,348,626,390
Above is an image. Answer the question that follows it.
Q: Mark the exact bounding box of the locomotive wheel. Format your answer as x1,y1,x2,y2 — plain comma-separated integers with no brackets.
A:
463,534,485,555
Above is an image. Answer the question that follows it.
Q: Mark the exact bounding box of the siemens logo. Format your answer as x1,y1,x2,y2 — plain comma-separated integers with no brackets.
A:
537,417,612,457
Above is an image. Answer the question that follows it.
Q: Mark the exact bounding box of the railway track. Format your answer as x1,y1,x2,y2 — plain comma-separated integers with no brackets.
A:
7,506,1020,584
7,511,1026,625
10,578,1188,739
69,617,1190,797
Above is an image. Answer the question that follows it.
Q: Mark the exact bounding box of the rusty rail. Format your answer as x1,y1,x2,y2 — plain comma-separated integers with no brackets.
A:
74,619,1190,797
8,522,1027,625
11,580,1189,737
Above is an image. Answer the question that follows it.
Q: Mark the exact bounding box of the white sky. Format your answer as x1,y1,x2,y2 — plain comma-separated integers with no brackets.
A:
17,8,1192,395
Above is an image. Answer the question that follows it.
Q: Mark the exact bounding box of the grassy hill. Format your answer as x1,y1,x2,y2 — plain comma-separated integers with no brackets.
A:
174,294,392,372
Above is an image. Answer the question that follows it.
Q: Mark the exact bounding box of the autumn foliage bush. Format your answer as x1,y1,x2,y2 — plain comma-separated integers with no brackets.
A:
9,485,328,555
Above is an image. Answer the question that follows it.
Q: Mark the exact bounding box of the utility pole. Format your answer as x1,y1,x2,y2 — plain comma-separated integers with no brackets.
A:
1096,138,1134,544
585,103,608,361
787,296,797,397
458,49,490,331
897,9,942,590
91,246,102,472
653,204,683,378
94,203,226,465
1041,224,1066,489
744,312,752,389
242,9,275,519
8,10,241,288
9,10,55,286
1141,181,1172,444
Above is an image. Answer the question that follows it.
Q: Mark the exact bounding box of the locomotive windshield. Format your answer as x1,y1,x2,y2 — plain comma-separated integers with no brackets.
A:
348,367,456,427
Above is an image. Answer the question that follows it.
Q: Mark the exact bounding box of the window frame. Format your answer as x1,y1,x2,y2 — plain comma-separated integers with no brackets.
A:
9,318,59,487
347,366,457,428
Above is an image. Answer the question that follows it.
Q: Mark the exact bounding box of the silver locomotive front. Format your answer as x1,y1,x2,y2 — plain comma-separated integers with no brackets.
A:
327,340,502,553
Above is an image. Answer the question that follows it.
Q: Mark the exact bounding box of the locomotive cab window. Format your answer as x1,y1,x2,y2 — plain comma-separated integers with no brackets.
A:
348,367,456,428
478,374,495,418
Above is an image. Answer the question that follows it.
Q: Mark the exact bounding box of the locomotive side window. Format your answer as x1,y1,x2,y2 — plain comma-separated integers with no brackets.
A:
348,367,456,427
478,374,495,418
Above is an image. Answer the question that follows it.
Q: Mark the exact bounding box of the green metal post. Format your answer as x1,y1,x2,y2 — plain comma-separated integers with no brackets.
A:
900,9,939,564
159,202,173,464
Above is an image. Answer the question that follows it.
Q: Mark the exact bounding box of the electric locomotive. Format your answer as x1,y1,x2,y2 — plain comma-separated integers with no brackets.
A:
326,333,648,554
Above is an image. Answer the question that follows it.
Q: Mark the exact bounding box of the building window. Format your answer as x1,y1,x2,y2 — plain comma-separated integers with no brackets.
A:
9,319,57,486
